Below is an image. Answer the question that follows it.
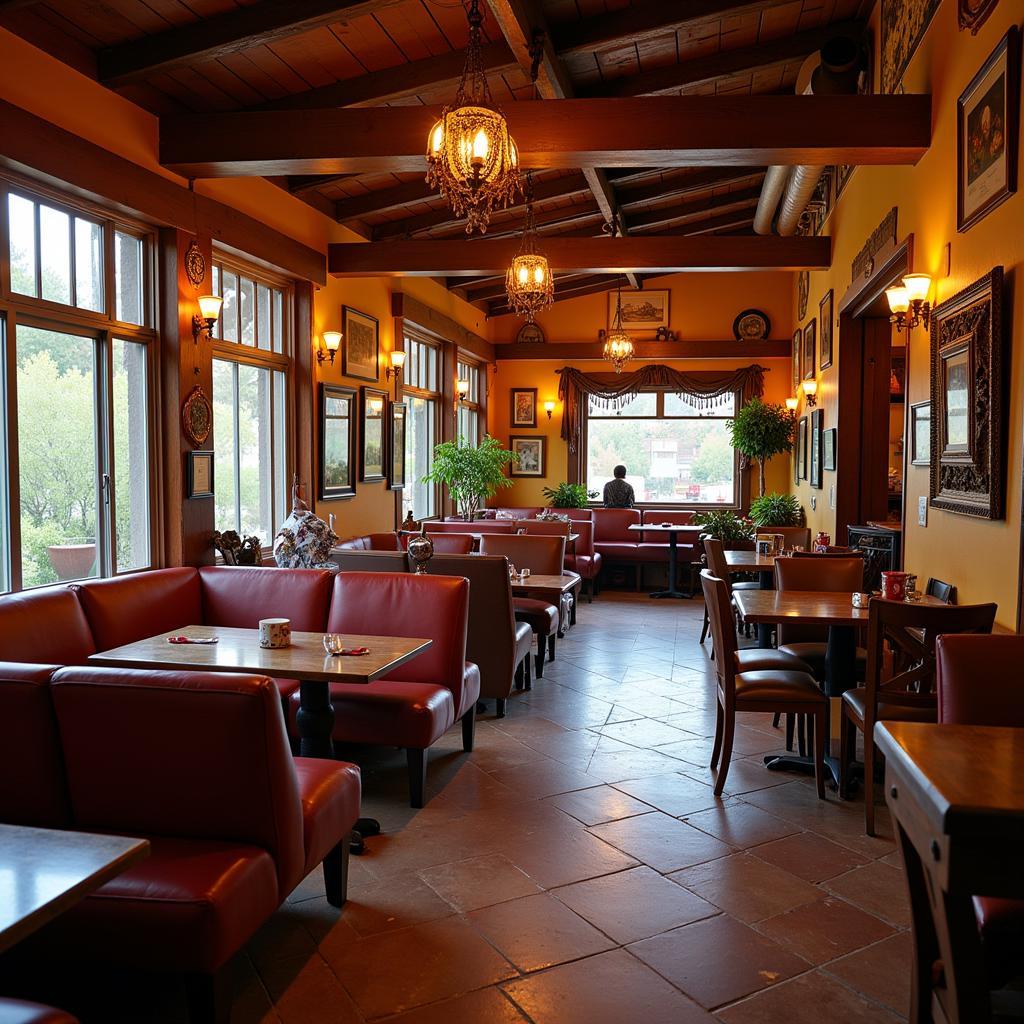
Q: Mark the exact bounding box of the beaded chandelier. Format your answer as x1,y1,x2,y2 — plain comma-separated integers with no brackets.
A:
505,178,553,320
425,0,520,234
603,281,635,373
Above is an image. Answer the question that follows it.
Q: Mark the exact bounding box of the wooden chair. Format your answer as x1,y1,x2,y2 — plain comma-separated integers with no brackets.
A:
702,570,828,797
926,578,955,603
840,599,997,835
702,538,759,646
763,526,811,549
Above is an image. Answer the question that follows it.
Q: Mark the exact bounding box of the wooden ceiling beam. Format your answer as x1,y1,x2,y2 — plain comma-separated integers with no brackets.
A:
98,0,404,87
625,186,762,231
328,234,830,277
616,169,763,210
160,95,931,177
579,21,863,98
638,208,757,237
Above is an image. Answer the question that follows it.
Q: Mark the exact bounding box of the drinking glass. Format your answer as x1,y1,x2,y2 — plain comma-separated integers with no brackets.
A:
323,633,344,655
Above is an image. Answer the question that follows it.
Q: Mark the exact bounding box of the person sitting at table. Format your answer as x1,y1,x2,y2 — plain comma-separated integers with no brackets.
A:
602,465,635,508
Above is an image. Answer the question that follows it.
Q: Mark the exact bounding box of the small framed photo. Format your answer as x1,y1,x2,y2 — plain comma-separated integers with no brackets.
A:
792,328,802,391
187,450,214,498
796,417,808,482
608,288,670,331
319,384,356,500
802,319,816,380
389,402,407,490
958,27,1019,232
910,401,931,466
809,409,823,489
819,290,834,370
510,435,546,478
360,387,387,483
510,388,537,428
342,306,380,382
823,427,837,472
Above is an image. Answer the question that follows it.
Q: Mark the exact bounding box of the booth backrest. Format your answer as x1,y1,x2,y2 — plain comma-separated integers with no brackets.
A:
488,507,542,520
571,520,595,559
937,634,1024,727
335,533,401,551
593,508,642,543
428,521,514,535
50,666,306,897
328,572,472,715
425,555,517,700
521,520,571,537
401,532,474,554
73,568,201,652
331,550,409,573
479,534,565,575
199,566,334,632
0,588,96,665
0,663,70,827
563,508,594,522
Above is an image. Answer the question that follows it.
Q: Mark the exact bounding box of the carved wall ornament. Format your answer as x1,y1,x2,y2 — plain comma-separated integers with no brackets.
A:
852,207,898,282
797,271,809,321
184,239,206,288
182,385,213,447
929,266,1004,519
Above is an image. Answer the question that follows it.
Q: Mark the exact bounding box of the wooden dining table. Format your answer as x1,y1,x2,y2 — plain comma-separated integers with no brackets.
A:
511,573,582,627
723,549,778,644
627,523,703,599
878,721,1024,1023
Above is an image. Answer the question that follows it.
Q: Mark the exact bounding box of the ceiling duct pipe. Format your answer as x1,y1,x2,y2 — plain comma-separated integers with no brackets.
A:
757,33,863,236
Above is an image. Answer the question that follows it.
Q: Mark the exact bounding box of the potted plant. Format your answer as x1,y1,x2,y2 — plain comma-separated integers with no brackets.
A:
423,435,518,520
727,398,796,497
748,492,803,528
541,482,598,508
692,509,756,550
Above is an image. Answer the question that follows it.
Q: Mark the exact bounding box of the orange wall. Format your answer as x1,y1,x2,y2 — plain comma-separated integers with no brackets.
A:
790,1,1024,626
488,356,794,507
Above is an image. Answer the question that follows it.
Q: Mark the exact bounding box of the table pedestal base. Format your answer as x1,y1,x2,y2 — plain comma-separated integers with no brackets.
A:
350,817,381,855
764,752,846,791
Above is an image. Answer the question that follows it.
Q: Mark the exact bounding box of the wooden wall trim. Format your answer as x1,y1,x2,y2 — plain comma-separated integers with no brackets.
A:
394,292,494,363
294,281,315,505
0,99,326,285
495,340,791,360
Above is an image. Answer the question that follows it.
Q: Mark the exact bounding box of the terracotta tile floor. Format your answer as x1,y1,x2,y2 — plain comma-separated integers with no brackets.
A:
85,593,914,1021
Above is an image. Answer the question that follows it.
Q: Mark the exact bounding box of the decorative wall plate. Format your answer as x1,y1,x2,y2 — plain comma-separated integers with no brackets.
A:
516,321,544,344
732,309,771,341
182,385,213,447
184,239,206,288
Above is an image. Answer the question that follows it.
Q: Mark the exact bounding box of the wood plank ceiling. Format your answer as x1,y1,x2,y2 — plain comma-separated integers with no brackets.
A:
1,0,872,317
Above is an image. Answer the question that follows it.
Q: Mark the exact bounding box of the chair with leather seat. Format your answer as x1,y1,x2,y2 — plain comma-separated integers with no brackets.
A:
937,633,1024,988
330,550,409,573
420,532,475,554
424,554,532,716
702,570,827,798
766,526,811,550
702,538,760,647
840,599,996,835
302,572,478,808
0,1000,78,1024
563,520,601,602
507,528,582,628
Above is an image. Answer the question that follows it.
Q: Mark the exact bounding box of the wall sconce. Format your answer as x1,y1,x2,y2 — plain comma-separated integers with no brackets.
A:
886,273,932,333
544,399,556,420
385,350,406,382
801,379,818,408
785,397,798,412
192,294,222,343
317,331,342,366
456,378,470,401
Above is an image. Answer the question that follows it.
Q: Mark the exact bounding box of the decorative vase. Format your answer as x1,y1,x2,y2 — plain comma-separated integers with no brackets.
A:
408,527,434,575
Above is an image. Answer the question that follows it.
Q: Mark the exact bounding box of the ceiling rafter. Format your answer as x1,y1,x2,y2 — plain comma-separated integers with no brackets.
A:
624,186,762,231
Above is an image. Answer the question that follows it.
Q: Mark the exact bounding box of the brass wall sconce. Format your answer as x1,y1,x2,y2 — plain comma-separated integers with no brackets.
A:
785,397,798,412
886,273,932,333
192,294,222,343
544,400,555,420
454,377,469,411
317,331,342,366
385,350,406,382
801,379,818,408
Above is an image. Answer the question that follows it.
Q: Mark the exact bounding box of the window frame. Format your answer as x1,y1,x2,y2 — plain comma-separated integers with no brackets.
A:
456,355,484,447
0,176,159,592
400,325,443,521
583,388,744,510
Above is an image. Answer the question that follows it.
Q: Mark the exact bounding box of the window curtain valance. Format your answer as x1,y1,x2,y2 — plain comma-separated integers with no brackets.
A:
556,363,768,454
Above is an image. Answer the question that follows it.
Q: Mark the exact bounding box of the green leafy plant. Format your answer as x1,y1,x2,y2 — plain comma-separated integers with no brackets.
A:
542,482,598,508
422,435,518,520
692,510,755,544
748,492,803,527
727,398,796,497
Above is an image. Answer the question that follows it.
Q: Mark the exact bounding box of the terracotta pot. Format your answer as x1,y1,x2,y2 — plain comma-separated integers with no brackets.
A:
48,543,96,581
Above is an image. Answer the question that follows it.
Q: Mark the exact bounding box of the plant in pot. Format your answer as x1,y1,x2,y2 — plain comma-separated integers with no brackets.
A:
542,482,598,508
727,398,796,497
693,509,756,550
423,435,518,520
748,492,803,528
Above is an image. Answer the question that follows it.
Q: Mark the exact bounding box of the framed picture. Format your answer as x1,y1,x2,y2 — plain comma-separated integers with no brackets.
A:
819,290,834,370
809,409,824,489
360,387,387,483
890,349,906,402
342,306,380,382
510,435,546,477
510,388,537,428
608,288,670,331
319,384,356,500
881,0,940,94
802,319,816,380
187,450,214,498
792,328,802,392
958,28,1020,232
796,417,808,482
823,428,837,472
930,266,1005,518
910,401,931,466
389,402,406,490
959,0,999,34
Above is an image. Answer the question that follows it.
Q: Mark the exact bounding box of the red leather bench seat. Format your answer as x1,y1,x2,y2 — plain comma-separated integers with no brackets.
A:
0,589,96,665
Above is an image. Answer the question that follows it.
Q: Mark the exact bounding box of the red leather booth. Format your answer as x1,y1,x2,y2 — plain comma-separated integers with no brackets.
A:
334,533,402,551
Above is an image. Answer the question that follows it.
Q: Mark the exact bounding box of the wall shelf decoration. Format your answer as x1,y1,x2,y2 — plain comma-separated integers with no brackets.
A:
929,266,1005,518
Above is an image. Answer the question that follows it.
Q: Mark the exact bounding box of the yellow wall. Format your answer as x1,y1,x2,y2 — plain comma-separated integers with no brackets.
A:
790,0,1023,626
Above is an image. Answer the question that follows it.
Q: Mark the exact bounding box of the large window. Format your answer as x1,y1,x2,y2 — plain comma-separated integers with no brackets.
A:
586,391,738,506
402,331,441,520
456,359,482,445
2,184,155,591
209,256,290,545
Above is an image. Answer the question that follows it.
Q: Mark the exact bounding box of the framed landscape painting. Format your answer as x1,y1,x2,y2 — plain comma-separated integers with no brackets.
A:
319,384,356,500
509,436,546,477
342,306,380,382
608,289,670,331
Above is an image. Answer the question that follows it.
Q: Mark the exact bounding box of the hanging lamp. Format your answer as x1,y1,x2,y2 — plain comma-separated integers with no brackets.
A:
425,0,520,234
505,175,553,320
603,280,635,373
